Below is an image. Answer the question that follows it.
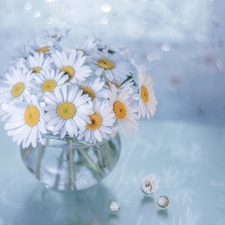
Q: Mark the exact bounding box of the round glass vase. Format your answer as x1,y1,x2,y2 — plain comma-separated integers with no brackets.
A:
20,133,121,191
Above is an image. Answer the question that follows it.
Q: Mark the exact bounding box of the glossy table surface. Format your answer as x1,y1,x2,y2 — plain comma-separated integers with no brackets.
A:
0,0,225,224
0,118,224,225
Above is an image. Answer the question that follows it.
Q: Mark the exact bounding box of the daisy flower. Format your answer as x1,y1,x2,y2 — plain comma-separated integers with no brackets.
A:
2,95,47,148
104,80,121,90
104,74,135,91
108,84,139,137
141,173,160,195
137,69,157,119
79,99,115,144
0,68,32,103
41,28,70,42
29,37,58,55
91,52,133,82
32,69,69,100
20,52,52,74
97,40,124,54
77,76,108,100
43,85,93,138
76,36,99,57
51,50,91,83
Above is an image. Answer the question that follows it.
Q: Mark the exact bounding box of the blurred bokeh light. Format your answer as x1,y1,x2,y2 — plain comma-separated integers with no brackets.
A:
0,0,224,124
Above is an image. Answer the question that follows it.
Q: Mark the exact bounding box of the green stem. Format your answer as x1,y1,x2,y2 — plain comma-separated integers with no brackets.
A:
121,75,133,86
35,138,49,179
99,145,106,168
104,141,116,157
54,148,67,189
78,147,104,177
22,145,32,159
69,140,76,190
65,149,71,189
36,145,43,179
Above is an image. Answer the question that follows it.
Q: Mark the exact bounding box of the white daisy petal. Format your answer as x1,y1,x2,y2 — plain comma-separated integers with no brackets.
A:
40,28,70,41
1,32,157,149
76,76,108,101
4,96,46,148
108,84,139,137
65,120,74,137
95,68,104,76
43,105,57,111
0,68,33,104
44,84,93,138
21,52,52,74
32,69,68,100
53,119,65,133
141,173,160,195
12,125,29,144
137,69,157,119
51,50,91,84
60,125,67,139
78,99,115,144
91,52,133,82
48,116,62,126
4,120,24,130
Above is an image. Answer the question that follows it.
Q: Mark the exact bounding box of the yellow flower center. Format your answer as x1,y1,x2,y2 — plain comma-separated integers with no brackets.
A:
24,106,40,127
76,48,85,54
86,112,102,130
145,182,152,190
141,86,149,103
97,58,114,70
41,80,57,93
11,82,25,97
32,67,42,73
57,102,76,120
80,87,95,100
105,81,120,89
113,101,127,120
37,46,50,54
59,66,75,79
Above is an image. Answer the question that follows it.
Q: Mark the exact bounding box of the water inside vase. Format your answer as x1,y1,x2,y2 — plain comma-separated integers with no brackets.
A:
20,133,121,191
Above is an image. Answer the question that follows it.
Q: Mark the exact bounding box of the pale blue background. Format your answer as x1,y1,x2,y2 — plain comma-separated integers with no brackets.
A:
0,0,225,124
0,0,225,224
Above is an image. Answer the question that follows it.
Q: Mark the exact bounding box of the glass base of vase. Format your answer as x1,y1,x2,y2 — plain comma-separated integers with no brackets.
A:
20,133,121,191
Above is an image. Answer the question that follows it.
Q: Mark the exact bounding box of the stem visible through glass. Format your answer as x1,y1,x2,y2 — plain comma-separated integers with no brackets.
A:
35,138,49,179
99,145,106,168
54,148,67,189
78,147,105,178
69,140,76,190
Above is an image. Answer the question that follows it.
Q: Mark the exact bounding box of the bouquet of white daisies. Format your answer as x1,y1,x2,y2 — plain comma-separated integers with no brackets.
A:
0,28,157,148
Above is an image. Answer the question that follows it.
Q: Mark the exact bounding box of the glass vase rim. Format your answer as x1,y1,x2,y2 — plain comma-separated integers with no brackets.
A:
41,131,119,147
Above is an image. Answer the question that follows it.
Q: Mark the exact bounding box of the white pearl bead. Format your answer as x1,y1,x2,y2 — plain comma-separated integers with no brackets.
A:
108,200,120,212
157,196,169,208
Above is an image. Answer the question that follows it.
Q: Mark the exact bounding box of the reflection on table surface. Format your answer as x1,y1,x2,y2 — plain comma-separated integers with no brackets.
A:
0,118,224,225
